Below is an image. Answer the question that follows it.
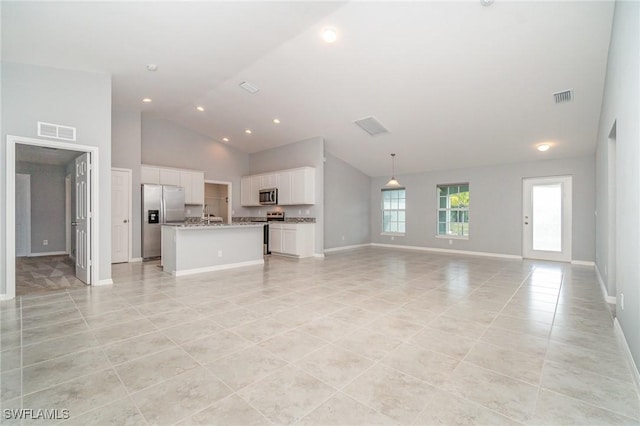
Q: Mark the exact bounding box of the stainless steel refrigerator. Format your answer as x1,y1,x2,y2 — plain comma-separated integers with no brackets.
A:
142,184,186,259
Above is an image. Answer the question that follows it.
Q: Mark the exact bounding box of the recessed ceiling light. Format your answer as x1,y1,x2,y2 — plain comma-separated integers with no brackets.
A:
245,129,252,134
273,118,280,124
196,106,205,112
222,137,229,142
537,144,551,152
480,0,494,6
142,98,152,103
146,64,158,71
322,27,338,43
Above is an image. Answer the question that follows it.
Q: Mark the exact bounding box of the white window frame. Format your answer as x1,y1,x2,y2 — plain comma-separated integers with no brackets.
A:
381,188,406,236
436,183,469,239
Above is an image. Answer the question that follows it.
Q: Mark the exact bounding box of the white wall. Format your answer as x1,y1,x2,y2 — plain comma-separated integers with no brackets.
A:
595,0,639,372
141,118,251,217
112,110,142,259
15,162,66,254
370,156,595,262
1,62,112,295
248,137,325,255
324,153,371,250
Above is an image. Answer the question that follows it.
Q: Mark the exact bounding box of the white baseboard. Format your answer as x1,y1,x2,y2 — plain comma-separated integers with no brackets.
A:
613,318,640,398
129,257,143,263
571,260,595,266
370,243,523,260
595,264,617,304
95,279,113,286
172,259,264,277
0,294,14,301
313,253,325,258
324,243,371,253
28,251,67,257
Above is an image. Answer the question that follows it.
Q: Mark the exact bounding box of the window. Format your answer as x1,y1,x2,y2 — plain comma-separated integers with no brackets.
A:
382,188,406,234
437,184,469,238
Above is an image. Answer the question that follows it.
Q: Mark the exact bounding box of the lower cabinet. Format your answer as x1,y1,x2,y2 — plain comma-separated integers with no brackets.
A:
269,223,314,258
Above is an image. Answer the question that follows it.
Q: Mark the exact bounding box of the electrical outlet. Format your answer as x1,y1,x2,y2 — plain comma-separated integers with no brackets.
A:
391,236,395,241
305,209,310,214
620,293,624,310
186,209,191,215
341,235,345,241
217,250,223,258
298,209,302,214
449,240,453,245
43,240,48,246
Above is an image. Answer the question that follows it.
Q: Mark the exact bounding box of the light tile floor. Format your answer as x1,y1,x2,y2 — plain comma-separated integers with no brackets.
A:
15,255,85,296
1,247,639,425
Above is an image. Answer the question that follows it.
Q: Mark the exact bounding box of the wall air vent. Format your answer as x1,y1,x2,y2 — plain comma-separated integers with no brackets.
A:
553,90,573,104
354,116,390,136
37,121,77,141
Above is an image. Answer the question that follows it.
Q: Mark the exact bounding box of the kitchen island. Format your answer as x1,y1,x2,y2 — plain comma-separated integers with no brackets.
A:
161,223,264,276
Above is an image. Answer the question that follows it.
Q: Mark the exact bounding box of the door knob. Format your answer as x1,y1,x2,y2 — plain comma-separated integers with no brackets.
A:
524,222,529,225
123,219,128,223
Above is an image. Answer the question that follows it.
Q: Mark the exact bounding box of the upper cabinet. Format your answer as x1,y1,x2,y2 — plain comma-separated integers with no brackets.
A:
141,165,160,184
261,174,278,189
160,168,180,186
180,170,205,205
141,165,205,205
241,166,315,206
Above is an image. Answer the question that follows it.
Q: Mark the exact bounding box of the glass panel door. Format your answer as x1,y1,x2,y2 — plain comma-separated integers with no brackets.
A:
522,176,572,262
532,183,562,252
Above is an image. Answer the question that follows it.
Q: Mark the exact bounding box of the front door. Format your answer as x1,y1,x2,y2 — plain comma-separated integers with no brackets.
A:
522,176,572,262
111,169,130,263
75,153,91,283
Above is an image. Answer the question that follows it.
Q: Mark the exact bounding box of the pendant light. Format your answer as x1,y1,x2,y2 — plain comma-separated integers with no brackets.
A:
385,153,402,188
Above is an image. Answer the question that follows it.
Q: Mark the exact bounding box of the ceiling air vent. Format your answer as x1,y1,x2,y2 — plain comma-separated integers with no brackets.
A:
37,121,77,141
354,116,390,136
553,90,573,104
239,81,259,94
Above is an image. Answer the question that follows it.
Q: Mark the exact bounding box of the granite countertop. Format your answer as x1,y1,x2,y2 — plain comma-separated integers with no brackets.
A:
162,222,264,229
233,217,316,223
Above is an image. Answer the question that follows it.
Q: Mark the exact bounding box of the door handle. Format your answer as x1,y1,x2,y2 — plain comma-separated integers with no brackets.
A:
524,222,529,225
123,219,128,223
71,222,77,226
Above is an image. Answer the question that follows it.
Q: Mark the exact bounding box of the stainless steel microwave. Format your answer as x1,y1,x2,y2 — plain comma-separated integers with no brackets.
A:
259,188,278,205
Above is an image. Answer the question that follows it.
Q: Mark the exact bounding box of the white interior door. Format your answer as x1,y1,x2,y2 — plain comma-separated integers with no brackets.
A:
111,169,130,263
523,176,572,262
15,174,31,257
75,153,91,283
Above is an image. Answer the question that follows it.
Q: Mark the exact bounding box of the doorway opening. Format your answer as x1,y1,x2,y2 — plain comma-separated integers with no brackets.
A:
204,180,232,224
5,136,100,299
522,176,573,262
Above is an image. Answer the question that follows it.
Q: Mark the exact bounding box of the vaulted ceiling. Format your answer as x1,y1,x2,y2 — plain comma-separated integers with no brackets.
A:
2,1,614,176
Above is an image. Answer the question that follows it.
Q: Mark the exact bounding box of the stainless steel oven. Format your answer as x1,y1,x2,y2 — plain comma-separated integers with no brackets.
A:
259,188,278,205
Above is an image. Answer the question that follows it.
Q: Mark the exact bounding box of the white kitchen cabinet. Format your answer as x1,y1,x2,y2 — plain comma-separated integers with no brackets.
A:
289,168,314,205
241,166,315,206
159,168,181,186
181,171,204,205
261,173,278,189
141,166,160,184
269,223,314,258
241,176,260,206
269,225,283,253
276,171,291,205
142,165,205,204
